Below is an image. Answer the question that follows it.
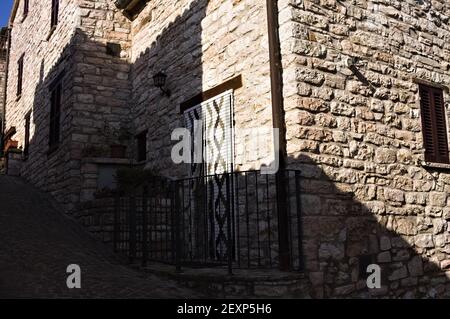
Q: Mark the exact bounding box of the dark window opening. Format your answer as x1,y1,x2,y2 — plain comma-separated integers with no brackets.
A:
419,84,449,164
51,0,59,29
23,0,29,18
24,111,31,159
49,82,62,152
17,54,24,97
136,130,147,162
106,42,122,57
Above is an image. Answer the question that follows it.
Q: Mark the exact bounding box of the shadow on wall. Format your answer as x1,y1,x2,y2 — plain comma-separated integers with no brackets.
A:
20,0,208,211
286,153,449,298
130,0,209,177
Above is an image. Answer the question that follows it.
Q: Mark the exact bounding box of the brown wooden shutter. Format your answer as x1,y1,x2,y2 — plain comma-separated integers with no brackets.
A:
51,0,59,28
419,85,449,164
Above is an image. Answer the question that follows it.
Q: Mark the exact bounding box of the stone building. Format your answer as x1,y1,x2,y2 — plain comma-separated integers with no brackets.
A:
2,0,450,298
0,27,8,172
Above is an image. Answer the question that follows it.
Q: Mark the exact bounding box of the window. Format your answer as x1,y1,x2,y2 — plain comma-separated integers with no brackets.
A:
136,130,147,162
419,84,449,164
49,82,62,152
23,0,29,18
51,0,59,29
24,111,31,159
17,54,24,97
106,42,121,57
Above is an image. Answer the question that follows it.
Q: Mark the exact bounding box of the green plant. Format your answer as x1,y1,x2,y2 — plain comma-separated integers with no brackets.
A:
101,120,133,146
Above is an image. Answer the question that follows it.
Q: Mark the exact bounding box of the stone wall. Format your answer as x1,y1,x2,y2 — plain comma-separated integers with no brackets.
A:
5,0,133,211
129,0,275,178
279,0,450,297
70,0,132,206
5,0,80,208
0,30,6,131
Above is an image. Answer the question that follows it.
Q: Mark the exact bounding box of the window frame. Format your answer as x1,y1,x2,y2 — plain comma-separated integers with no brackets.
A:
48,81,62,154
419,84,450,165
17,54,24,98
135,130,148,162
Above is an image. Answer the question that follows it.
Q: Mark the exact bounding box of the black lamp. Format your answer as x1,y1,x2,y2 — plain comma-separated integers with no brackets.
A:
153,71,171,97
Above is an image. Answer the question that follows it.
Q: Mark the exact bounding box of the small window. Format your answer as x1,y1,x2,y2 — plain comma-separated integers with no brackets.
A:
17,54,24,97
24,111,31,159
419,84,449,164
23,0,30,18
106,42,121,57
51,0,59,29
49,81,62,152
136,130,147,162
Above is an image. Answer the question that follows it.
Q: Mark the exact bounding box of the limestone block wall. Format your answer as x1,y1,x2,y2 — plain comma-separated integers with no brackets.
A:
70,0,132,204
279,0,450,297
0,52,5,128
129,0,274,178
5,0,80,208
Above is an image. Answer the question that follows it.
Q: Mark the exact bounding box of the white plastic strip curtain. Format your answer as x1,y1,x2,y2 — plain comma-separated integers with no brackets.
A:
183,90,235,261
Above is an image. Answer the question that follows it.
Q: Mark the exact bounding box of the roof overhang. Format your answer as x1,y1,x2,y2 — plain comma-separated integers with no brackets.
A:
8,0,20,27
114,0,150,20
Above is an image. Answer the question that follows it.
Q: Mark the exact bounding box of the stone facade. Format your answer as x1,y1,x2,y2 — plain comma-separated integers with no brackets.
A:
0,27,7,139
279,0,450,297
4,0,132,211
3,0,450,298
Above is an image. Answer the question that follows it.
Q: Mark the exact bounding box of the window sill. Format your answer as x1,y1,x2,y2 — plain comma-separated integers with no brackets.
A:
421,161,450,171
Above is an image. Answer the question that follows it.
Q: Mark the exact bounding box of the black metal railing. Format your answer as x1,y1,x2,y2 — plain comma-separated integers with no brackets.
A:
114,170,303,273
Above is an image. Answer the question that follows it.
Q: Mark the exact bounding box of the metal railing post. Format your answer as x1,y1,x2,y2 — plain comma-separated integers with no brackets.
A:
226,173,233,275
174,181,182,273
113,195,119,253
129,195,137,263
276,169,291,271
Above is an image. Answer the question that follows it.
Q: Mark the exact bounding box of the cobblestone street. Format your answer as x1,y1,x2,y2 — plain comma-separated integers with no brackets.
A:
0,176,201,298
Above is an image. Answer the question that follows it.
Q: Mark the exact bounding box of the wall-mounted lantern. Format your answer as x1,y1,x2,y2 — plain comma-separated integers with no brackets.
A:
153,71,171,97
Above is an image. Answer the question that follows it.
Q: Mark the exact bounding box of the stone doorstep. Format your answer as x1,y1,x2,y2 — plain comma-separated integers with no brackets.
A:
130,262,307,297
137,262,305,282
